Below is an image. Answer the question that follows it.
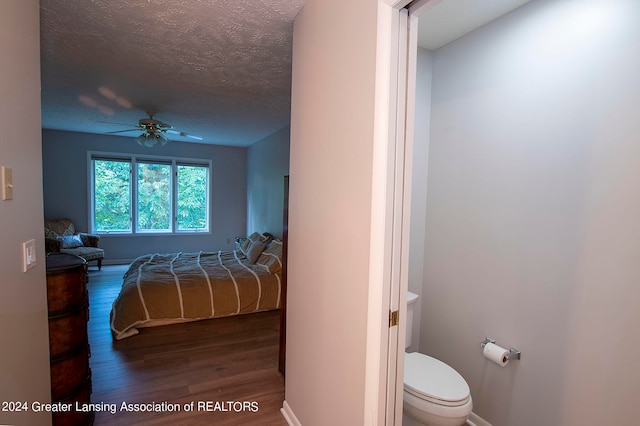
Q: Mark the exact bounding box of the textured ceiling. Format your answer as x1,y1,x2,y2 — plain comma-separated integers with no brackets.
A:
40,0,305,146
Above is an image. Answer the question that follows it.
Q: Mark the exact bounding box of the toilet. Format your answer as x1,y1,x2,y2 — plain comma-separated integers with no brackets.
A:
403,292,472,426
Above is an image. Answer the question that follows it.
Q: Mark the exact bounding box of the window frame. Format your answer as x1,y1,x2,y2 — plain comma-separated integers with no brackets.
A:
88,151,212,236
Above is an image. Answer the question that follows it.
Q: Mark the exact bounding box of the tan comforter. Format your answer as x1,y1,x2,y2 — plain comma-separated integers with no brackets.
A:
110,251,281,340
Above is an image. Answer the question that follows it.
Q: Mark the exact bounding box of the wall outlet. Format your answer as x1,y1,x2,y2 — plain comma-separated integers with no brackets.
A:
22,239,36,272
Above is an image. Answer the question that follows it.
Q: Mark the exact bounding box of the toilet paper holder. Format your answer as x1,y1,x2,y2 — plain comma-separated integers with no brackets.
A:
481,337,521,361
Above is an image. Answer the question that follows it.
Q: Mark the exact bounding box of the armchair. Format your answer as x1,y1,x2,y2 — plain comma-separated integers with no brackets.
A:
44,218,104,270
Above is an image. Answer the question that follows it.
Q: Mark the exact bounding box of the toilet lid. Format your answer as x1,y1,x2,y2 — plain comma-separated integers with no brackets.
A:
404,352,470,405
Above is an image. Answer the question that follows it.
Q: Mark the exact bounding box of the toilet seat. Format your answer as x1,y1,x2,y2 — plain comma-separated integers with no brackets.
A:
404,352,470,407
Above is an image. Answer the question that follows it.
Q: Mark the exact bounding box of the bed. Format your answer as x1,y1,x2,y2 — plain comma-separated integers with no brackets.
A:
110,233,283,340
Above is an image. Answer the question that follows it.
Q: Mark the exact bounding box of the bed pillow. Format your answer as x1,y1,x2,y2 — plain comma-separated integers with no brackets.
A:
256,240,283,273
246,241,266,263
240,238,252,254
241,232,267,257
59,235,84,249
247,232,264,243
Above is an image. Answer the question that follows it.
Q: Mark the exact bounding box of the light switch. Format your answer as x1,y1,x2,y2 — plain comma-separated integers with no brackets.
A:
23,239,36,272
2,166,13,200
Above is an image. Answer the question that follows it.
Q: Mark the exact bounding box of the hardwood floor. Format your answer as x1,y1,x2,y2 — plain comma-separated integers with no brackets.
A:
86,265,287,425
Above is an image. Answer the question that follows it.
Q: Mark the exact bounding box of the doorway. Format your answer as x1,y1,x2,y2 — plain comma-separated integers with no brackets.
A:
391,1,543,424
396,1,640,425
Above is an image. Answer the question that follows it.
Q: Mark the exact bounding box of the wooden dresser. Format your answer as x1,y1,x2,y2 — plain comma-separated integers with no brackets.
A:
46,253,94,426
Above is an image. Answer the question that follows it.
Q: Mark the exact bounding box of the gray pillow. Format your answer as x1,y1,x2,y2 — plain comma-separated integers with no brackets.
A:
60,235,83,249
246,241,266,263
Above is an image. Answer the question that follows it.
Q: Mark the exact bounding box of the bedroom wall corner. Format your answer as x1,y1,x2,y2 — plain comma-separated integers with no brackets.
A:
246,125,291,239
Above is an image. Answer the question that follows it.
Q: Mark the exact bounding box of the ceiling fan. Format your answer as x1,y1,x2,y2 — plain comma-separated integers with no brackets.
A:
102,112,203,147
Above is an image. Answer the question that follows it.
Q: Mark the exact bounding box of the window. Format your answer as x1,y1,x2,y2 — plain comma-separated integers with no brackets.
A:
90,153,211,234
137,162,172,232
93,158,132,232
177,164,209,231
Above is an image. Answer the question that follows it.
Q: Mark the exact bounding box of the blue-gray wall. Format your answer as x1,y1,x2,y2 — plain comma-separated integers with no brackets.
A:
246,125,290,238
42,129,247,263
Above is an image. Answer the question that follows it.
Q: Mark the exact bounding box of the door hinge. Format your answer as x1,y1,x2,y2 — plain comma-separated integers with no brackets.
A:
389,310,399,327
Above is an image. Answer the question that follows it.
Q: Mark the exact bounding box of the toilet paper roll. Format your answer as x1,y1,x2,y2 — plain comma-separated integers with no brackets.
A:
483,342,510,367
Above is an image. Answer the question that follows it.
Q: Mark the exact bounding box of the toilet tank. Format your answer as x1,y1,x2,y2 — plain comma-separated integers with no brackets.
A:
406,291,419,349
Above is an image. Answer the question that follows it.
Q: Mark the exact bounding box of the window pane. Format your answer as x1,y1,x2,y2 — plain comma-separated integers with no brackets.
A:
177,165,208,231
94,159,131,232
137,163,171,231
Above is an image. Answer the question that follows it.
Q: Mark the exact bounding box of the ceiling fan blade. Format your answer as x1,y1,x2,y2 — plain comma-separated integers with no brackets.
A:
99,114,200,144
106,129,141,134
166,129,203,140
98,120,138,127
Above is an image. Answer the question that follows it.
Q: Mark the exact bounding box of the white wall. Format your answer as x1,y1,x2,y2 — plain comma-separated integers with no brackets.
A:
285,0,381,424
246,125,290,238
417,0,640,424
0,1,52,425
406,47,433,352
42,129,247,263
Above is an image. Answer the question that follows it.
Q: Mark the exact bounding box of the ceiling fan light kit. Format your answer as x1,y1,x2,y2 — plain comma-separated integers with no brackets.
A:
136,131,169,147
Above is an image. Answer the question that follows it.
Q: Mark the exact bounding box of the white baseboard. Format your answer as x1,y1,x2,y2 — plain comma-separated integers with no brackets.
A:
467,411,492,426
280,400,301,426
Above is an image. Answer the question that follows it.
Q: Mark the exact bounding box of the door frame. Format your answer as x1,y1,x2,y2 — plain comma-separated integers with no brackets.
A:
365,0,434,424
